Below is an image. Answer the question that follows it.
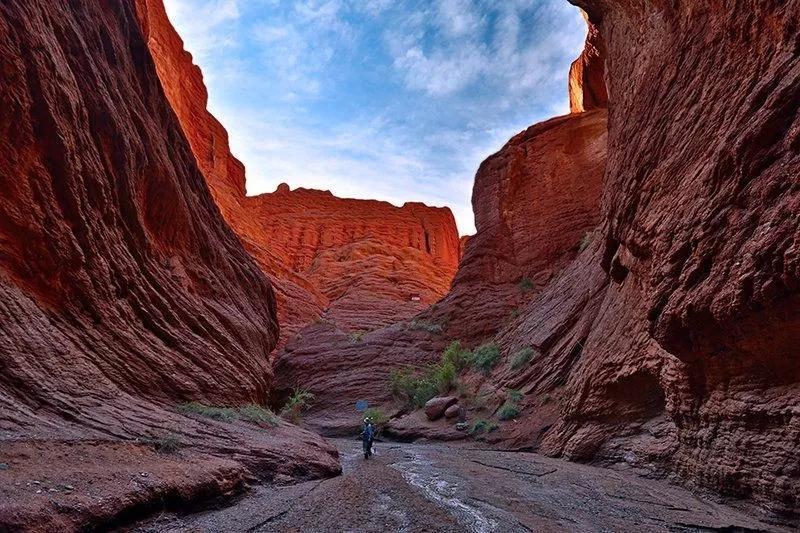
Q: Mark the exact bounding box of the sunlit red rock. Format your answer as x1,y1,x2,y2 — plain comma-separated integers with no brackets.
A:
568,12,607,113
274,109,608,434
135,0,461,344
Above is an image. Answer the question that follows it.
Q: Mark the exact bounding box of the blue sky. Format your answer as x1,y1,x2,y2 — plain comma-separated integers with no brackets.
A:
163,0,587,234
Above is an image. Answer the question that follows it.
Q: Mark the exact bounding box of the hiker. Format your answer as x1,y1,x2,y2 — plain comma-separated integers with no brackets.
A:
361,417,375,459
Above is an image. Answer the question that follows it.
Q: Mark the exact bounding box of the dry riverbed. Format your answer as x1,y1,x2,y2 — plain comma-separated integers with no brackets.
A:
132,439,787,532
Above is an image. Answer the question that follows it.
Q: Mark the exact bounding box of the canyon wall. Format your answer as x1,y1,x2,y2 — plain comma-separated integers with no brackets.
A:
275,0,799,519
0,1,337,527
274,109,608,434
135,2,461,344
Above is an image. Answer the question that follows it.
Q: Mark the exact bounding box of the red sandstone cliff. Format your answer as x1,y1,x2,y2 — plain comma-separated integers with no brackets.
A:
568,12,607,113
274,110,608,433
274,0,799,520
242,185,460,334
0,1,337,527
134,3,461,345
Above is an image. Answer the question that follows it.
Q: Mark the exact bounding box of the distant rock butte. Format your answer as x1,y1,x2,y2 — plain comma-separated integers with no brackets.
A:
136,0,460,344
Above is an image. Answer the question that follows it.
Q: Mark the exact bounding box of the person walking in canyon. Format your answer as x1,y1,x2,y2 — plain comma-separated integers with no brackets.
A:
361,417,375,459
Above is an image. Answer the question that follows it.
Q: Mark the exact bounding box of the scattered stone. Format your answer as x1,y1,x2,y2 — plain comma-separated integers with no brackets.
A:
424,396,458,421
444,404,460,419
455,422,469,431
0,463,9,470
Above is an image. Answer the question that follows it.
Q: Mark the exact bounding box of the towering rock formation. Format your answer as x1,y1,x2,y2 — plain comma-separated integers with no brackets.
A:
243,185,460,334
134,1,461,344
275,0,800,521
274,110,608,434
0,0,337,527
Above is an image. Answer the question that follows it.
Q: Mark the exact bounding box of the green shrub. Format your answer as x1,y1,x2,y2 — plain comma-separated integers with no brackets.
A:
178,402,278,426
578,231,593,252
469,418,498,435
362,407,389,429
506,389,524,403
430,359,456,394
470,343,500,373
348,331,365,343
497,403,520,421
540,394,552,406
442,341,470,370
390,368,418,401
510,347,535,370
238,404,278,426
147,433,182,453
408,319,444,334
280,389,315,421
178,402,237,422
411,378,439,408
519,278,534,292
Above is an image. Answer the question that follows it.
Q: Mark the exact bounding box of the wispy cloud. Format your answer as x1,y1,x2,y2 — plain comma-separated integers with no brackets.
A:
160,0,587,234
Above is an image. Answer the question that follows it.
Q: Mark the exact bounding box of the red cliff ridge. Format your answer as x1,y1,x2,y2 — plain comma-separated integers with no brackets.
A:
135,0,461,345
0,1,337,528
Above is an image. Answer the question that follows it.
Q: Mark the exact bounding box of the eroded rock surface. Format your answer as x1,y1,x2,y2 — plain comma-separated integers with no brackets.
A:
0,0,338,527
274,110,608,433
274,0,799,521
135,0,461,344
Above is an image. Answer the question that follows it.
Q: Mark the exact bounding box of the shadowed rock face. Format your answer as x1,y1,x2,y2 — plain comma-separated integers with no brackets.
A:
135,0,461,345
0,1,338,526
489,0,799,517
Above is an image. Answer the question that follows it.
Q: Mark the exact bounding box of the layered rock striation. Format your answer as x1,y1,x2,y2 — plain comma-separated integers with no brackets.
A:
275,0,800,520
0,0,337,526
274,109,608,434
135,1,461,344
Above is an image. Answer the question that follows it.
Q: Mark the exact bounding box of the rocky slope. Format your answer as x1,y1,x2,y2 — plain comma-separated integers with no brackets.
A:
275,0,799,521
135,1,460,344
0,0,337,528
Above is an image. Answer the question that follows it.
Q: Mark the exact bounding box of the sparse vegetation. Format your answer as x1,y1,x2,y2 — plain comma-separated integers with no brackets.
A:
469,343,501,373
238,404,278,426
408,319,444,334
510,347,535,370
280,389,315,422
178,402,237,422
497,403,520,420
519,277,534,292
442,340,470,370
362,407,389,429
177,402,278,426
389,343,464,408
147,433,182,453
348,331,365,343
506,389,524,403
578,230,593,252
469,418,498,435
540,394,552,406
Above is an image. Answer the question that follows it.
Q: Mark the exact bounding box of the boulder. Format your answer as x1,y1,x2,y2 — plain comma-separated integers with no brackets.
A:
424,397,458,421
444,404,461,419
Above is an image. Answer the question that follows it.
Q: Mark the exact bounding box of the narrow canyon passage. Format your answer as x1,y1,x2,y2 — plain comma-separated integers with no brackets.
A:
132,439,783,532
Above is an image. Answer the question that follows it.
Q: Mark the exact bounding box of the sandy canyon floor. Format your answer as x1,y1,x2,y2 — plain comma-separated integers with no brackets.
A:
131,439,785,533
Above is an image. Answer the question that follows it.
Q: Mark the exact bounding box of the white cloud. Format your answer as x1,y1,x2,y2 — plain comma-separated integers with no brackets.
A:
163,0,240,63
